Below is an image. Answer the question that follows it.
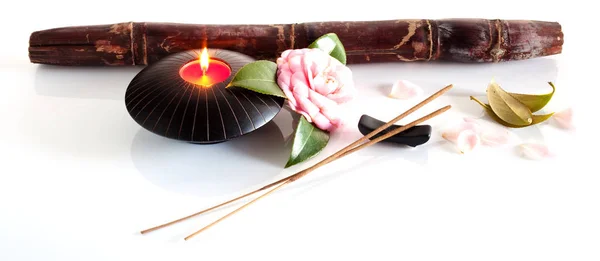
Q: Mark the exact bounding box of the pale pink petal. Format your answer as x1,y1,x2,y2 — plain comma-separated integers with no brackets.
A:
276,57,285,67
292,78,309,99
311,113,334,131
277,71,294,98
312,75,330,94
326,67,356,103
463,117,479,124
456,130,480,154
441,121,481,143
296,110,312,123
553,107,574,129
302,54,316,88
279,49,293,60
480,130,511,146
463,118,511,146
280,83,296,108
317,106,340,126
520,143,552,160
441,131,460,143
290,72,309,94
388,80,423,100
296,97,320,118
326,83,356,103
308,89,338,110
286,100,300,113
288,55,304,73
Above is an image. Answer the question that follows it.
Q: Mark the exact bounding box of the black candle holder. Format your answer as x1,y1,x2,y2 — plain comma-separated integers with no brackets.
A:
124,49,285,144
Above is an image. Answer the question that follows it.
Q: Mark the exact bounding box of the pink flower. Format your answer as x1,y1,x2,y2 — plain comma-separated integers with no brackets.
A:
276,48,356,131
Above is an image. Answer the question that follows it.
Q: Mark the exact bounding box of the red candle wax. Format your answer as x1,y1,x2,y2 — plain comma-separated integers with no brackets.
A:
179,59,232,87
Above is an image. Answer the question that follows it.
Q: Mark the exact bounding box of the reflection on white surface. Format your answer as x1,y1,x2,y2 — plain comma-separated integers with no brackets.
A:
349,57,559,98
130,121,288,198
3,5,599,260
34,65,143,100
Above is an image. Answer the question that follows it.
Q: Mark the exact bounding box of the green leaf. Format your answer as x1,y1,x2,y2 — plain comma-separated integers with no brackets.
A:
470,96,554,128
285,116,330,168
226,60,287,98
308,33,347,65
487,80,533,126
508,82,556,113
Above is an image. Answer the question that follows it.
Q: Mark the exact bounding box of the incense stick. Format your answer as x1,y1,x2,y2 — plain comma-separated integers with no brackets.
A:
184,105,451,240
140,84,453,236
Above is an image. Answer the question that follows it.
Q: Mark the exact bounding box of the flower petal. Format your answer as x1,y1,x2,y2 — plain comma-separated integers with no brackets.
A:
441,131,460,143
311,113,334,131
463,118,511,146
553,107,574,129
519,143,552,160
480,130,511,146
388,80,423,100
441,121,481,143
456,129,480,154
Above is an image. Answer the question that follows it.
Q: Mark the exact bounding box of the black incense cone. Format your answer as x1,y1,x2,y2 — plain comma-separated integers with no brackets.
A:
358,114,432,147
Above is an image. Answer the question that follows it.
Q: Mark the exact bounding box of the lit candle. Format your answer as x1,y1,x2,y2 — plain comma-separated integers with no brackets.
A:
179,47,232,87
125,48,285,144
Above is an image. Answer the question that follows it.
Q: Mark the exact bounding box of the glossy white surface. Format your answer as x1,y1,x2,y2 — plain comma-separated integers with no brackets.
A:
1,1,599,260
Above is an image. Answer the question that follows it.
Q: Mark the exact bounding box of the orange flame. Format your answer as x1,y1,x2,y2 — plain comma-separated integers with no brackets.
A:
200,47,209,75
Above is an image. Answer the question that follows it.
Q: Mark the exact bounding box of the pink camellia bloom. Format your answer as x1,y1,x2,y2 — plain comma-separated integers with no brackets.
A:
276,48,356,131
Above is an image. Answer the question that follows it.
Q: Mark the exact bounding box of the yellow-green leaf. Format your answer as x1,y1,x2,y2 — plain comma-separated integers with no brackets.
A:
508,82,556,113
470,96,554,128
531,112,555,125
487,80,533,126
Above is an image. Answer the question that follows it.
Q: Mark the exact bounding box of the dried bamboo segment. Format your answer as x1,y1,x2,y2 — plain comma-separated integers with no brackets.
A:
29,19,563,66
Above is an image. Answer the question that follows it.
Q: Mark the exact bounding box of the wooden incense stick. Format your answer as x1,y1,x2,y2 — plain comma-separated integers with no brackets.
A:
184,105,451,240
140,84,453,236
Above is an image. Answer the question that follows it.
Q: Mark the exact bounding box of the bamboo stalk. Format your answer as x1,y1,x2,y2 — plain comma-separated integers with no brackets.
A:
29,19,563,66
140,84,454,236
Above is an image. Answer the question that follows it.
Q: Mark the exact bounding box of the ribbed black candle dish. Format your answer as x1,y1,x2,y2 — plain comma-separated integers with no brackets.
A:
124,49,285,144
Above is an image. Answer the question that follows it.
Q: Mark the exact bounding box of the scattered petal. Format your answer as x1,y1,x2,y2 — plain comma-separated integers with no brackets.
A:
456,130,480,154
480,129,511,146
442,121,480,143
443,118,514,153
463,117,512,146
519,143,552,160
441,131,459,143
389,80,423,100
462,117,479,124
553,107,574,129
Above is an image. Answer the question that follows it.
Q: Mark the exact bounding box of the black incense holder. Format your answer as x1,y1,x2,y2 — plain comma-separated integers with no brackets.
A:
358,114,432,147
125,49,285,144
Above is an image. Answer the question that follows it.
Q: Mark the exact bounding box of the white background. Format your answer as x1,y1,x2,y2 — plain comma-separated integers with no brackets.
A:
2,1,599,260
